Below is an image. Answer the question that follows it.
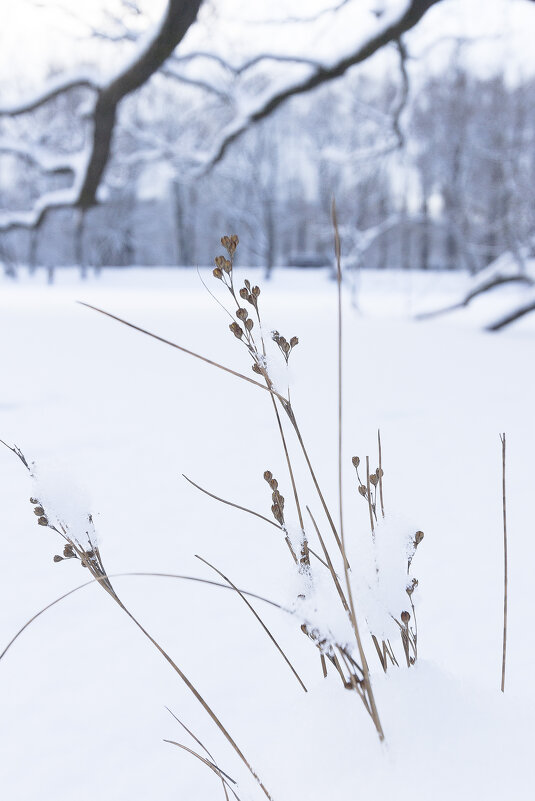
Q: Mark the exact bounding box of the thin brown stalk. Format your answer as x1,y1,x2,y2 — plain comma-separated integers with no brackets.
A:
306,506,349,613
115,599,273,799
166,707,231,801
287,415,346,564
78,302,287,403
500,432,508,693
270,396,310,568
183,474,281,531
378,429,384,518
163,739,240,799
183,474,328,569
366,456,375,536
196,555,308,693
332,198,383,741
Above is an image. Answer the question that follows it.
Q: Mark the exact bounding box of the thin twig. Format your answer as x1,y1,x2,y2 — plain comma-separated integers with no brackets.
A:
378,429,384,518
166,707,231,801
332,198,384,741
183,474,328,569
77,302,287,403
196,555,308,692
500,432,508,693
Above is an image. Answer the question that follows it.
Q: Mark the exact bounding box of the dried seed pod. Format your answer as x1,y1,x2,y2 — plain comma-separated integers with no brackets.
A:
352,456,360,468
29,497,39,505
53,555,64,563
269,478,278,490
369,474,378,486
290,336,298,347
415,530,424,546
406,578,418,596
63,544,75,558
377,467,384,478
239,287,248,299
37,516,48,526
252,286,260,297
358,485,367,497
215,255,225,268
229,322,243,339
236,308,248,320
213,267,223,279
401,611,411,624
252,363,262,374
282,341,290,354
244,279,250,290
33,506,45,516
263,470,273,482
223,259,232,274
245,318,253,331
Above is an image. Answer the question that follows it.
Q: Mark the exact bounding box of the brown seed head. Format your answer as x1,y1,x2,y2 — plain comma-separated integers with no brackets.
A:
263,470,273,482
236,308,248,320
223,259,232,274
370,474,378,486
245,318,253,331
401,611,411,624
53,555,64,563
229,322,243,339
252,363,262,374
358,485,367,497
269,478,278,490
63,544,75,558
37,516,48,526
33,506,44,516
252,286,260,297
415,530,424,546
213,267,223,279
244,279,250,290
352,456,360,468
29,497,39,505
239,287,248,299
290,336,298,347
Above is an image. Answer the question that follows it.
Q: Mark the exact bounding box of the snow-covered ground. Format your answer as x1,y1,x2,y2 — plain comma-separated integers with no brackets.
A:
1,266,534,800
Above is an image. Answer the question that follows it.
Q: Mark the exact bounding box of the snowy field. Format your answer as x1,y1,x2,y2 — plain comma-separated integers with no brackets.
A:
1,265,535,800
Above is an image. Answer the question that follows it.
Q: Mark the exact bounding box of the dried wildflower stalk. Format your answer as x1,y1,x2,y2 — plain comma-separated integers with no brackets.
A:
352,443,424,672
80,232,388,740
0,440,273,801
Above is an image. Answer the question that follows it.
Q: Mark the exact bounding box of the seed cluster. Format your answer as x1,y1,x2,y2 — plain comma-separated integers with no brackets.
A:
271,331,298,364
264,470,285,527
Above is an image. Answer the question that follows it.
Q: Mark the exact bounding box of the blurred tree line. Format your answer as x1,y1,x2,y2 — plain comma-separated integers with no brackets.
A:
1,59,534,276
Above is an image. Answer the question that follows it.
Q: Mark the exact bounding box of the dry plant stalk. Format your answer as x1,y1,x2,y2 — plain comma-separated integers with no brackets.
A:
2,227,432,783
0,439,273,801
500,432,508,693
79,232,388,738
352,445,424,671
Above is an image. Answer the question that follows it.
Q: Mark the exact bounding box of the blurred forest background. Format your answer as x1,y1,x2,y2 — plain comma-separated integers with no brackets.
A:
1,0,535,278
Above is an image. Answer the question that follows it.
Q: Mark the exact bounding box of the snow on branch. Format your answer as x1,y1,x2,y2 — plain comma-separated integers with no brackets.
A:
0,0,203,231
192,0,442,172
0,74,100,117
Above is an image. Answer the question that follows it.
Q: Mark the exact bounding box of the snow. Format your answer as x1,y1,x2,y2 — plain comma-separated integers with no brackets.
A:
1,265,534,800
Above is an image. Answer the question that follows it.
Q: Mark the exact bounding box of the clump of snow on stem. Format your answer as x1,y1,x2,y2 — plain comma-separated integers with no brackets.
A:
354,512,419,641
31,459,97,549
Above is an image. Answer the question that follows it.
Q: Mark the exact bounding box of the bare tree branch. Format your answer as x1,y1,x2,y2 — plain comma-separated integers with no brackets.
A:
193,0,443,171
0,0,203,230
